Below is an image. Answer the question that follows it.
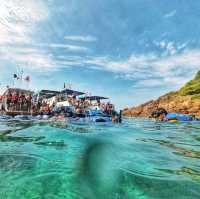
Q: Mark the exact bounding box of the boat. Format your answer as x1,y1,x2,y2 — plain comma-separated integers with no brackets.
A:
0,88,34,116
0,87,122,124
13,115,36,121
52,95,122,124
0,115,13,121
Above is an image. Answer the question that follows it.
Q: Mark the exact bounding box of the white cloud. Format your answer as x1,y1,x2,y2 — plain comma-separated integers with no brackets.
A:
155,40,186,55
0,44,87,71
0,1,54,72
84,54,156,73
164,10,177,18
160,41,167,49
177,42,188,50
0,0,197,92
0,0,48,45
5,43,197,89
0,0,48,23
132,79,163,88
64,35,97,42
166,42,176,55
154,49,200,70
0,46,55,71
79,49,200,88
1,43,199,90
47,43,89,52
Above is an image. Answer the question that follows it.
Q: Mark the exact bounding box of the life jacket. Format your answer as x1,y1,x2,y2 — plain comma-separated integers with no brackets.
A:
12,95,17,101
43,106,49,113
7,95,12,101
57,115,65,120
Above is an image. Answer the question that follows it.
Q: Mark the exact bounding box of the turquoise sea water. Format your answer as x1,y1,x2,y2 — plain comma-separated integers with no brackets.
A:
0,118,200,199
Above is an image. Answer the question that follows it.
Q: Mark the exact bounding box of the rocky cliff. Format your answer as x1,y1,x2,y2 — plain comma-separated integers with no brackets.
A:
123,71,200,118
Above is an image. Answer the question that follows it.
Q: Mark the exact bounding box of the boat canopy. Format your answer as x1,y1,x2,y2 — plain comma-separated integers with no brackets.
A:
56,101,70,107
61,89,85,96
38,90,60,98
80,96,108,101
3,88,33,95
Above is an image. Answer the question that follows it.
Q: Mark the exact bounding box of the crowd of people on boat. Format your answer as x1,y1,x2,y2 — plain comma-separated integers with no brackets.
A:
0,93,115,116
0,91,32,112
68,97,115,115
0,88,121,123
38,97,117,118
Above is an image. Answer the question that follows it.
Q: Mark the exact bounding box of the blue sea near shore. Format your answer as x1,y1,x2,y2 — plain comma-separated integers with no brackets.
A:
0,118,200,199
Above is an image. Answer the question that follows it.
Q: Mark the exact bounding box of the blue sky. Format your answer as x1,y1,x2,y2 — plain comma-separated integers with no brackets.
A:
0,0,200,109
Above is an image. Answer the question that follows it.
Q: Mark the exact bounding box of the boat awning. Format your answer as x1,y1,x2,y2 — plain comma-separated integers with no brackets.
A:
56,101,70,107
80,96,108,101
38,90,60,98
3,88,33,95
61,89,85,96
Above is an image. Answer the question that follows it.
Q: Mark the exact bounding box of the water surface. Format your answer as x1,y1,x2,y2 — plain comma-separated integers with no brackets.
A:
0,118,200,199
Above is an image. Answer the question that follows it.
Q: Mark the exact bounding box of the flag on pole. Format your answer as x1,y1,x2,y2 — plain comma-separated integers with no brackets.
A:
86,92,91,96
24,76,30,82
13,74,20,80
20,70,24,79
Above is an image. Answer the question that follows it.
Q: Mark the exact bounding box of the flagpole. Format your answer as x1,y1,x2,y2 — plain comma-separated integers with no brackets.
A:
13,78,15,87
20,69,24,89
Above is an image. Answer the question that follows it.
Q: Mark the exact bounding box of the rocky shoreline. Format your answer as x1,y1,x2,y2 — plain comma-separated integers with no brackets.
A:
123,71,200,118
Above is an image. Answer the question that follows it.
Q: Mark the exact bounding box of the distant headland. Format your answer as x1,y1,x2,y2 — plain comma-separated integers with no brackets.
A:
123,71,200,118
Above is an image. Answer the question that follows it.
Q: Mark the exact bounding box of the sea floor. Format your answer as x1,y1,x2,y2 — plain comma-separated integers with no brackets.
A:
0,118,200,199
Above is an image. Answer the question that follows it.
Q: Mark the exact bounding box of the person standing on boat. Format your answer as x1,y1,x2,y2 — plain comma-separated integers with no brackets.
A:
6,92,12,110
22,93,26,111
16,92,19,111
11,92,17,111
26,94,32,112
19,92,25,111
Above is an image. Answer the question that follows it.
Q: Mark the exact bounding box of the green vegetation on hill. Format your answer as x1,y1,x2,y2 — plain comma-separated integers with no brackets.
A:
179,71,200,99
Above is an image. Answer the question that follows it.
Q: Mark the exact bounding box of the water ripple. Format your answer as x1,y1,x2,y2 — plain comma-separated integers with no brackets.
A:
0,118,200,199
